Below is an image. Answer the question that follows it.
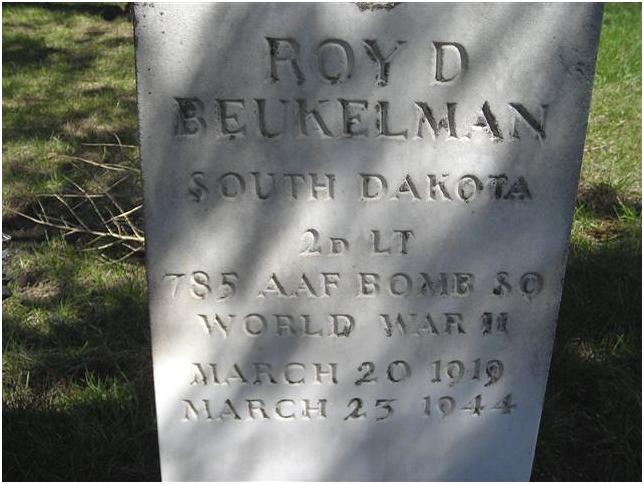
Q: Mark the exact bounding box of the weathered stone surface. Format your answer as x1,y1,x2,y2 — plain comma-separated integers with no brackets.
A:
134,4,602,481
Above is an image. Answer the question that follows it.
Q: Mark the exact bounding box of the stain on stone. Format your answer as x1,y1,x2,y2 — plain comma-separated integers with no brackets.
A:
356,2,399,12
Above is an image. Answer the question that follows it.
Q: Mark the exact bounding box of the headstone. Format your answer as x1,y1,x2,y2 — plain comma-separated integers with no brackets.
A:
134,4,602,481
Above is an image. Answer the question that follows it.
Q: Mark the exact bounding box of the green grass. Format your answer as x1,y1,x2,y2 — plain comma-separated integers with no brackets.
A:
2,4,158,481
3,3,137,211
2,3,641,481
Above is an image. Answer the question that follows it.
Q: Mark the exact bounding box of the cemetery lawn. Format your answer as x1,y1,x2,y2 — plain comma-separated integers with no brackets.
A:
2,4,159,481
2,3,641,481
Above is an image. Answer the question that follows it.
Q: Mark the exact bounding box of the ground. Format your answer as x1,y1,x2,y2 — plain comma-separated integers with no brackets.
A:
2,3,641,481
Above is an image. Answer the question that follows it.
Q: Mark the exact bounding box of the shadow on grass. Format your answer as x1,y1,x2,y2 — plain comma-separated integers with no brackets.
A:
3,391,160,481
577,181,642,219
2,3,138,147
2,55,138,143
2,267,161,481
532,226,641,480
5,2,130,21
2,33,58,66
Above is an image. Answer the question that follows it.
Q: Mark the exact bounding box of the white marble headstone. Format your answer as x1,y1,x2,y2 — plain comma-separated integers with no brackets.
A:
134,3,602,481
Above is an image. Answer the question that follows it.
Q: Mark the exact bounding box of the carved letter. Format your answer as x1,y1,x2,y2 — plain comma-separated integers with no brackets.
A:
189,172,208,203
253,363,277,384
316,39,354,83
371,230,391,254
276,399,297,419
376,101,407,139
504,176,532,200
197,313,234,336
174,97,206,136
313,363,337,384
358,273,380,296
259,273,289,298
285,363,306,384
415,102,459,139
433,41,468,83
297,99,334,138
244,313,267,336
182,399,212,421
310,174,335,200
217,99,246,137
303,399,327,419
391,175,421,200
255,99,288,138
321,273,341,296
190,363,209,385
266,37,305,84
361,174,388,200
487,175,508,200
340,99,369,137
471,101,503,139
363,39,406,86
444,313,466,334
219,172,246,199
219,399,241,420
509,103,547,140
251,172,276,200
456,175,483,202
331,314,354,337
247,399,270,420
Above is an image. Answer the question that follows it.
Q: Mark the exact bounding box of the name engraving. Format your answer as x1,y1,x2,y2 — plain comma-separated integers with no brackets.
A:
172,35,550,143
176,97,547,142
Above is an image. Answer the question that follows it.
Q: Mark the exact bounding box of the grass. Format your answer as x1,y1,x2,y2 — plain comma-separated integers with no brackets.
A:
2,3,641,481
2,4,158,481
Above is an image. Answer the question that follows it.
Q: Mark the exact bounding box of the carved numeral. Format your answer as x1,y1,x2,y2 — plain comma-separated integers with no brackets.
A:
300,228,322,255
300,228,348,256
438,396,456,416
423,393,517,418
217,272,238,301
484,360,504,386
163,273,185,298
344,398,366,420
344,398,397,421
431,358,505,386
190,271,211,299
461,394,484,415
374,399,396,421
492,394,516,414
354,362,377,385
163,271,239,301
